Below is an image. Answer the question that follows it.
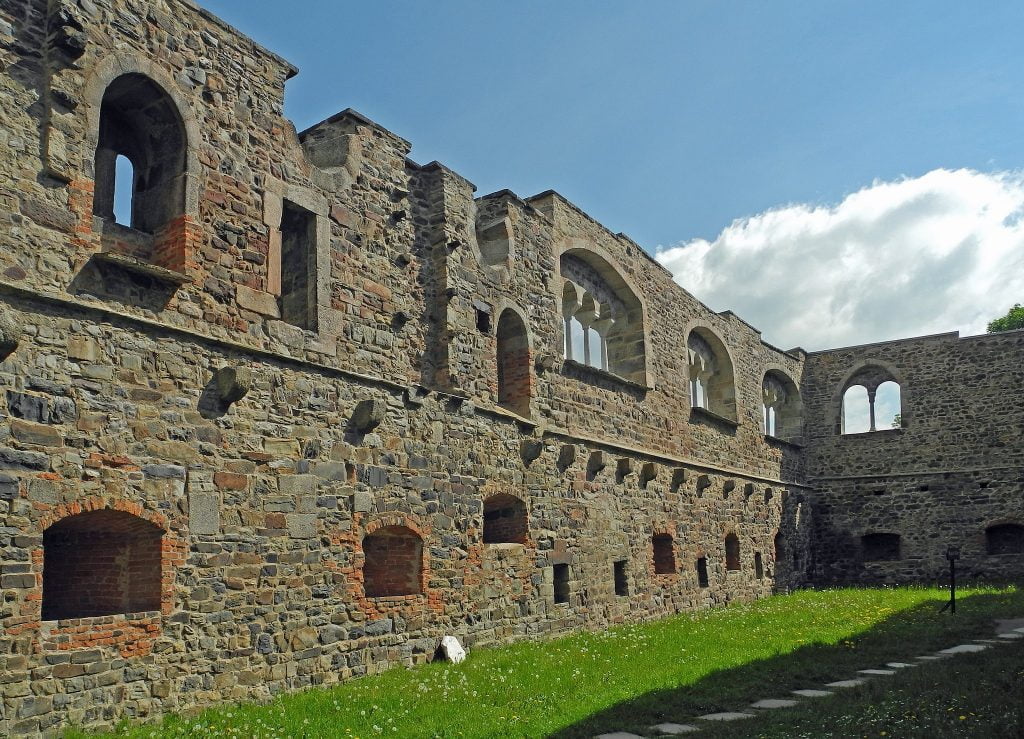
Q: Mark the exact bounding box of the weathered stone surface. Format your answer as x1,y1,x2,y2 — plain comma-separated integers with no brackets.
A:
440,635,466,664
215,366,253,404
351,398,386,431
189,492,220,536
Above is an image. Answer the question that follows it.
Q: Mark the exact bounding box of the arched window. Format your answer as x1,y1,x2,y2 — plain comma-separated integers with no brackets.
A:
43,509,163,620
94,73,186,234
762,370,802,441
861,533,901,562
652,533,676,574
687,329,736,421
560,249,646,382
483,494,527,544
363,526,423,597
986,523,1024,555
725,532,741,571
496,309,531,416
113,154,135,225
840,365,903,434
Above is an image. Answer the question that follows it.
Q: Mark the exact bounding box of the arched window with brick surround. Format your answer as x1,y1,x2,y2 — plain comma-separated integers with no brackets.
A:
687,328,737,421
362,526,423,597
496,309,531,416
483,494,528,544
43,509,163,620
93,73,187,235
762,370,802,441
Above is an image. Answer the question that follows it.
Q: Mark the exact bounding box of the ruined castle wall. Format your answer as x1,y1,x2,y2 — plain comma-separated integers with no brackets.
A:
803,331,1024,584
0,0,814,733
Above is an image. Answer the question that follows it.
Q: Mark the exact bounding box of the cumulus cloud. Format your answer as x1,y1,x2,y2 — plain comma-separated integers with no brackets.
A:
655,169,1024,351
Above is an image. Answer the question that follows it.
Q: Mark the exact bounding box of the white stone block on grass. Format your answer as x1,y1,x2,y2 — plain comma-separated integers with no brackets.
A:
858,668,896,675
792,689,832,697
886,662,917,669
440,635,467,664
826,678,867,688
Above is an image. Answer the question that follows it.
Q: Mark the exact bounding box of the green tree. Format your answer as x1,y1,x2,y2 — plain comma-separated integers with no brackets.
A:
987,304,1024,333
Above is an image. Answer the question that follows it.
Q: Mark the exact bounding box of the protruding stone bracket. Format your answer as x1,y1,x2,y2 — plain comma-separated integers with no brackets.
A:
392,310,411,330
587,450,607,475
722,479,736,497
0,316,21,361
352,398,386,432
534,353,557,374
215,366,252,405
744,482,755,500
557,444,577,472
404,385,428,409
640,462,658,488
670,467,687,492
616,457,633,483
521,439,543,466
695,474,712,497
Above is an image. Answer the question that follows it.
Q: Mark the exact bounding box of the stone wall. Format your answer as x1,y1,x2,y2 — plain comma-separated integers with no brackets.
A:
803,331,1024,584
0,0,1017,735
0,1,812,733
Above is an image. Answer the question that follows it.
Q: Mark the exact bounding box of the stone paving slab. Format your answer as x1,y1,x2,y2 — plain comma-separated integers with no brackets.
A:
595,733,645,739
917,654,952,660
1014,626,1024,634
826,678,868,688
859,668,896,675
751,698,800,709
697,712,755,721
997,632,1023,640
939,644,989,655
649,723,699,735
995,619,1024,633
886,662,917,669
792,688,833,697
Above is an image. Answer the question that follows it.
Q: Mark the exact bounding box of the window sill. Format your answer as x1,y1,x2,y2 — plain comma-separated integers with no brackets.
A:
690,406,739,429
93,251,192,286
484,542,527,551
841,427,904,439
562,359,650,392
40,610,161,627
764,433,804,449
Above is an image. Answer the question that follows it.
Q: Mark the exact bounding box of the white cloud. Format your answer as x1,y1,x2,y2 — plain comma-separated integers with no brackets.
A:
655,169,1024,351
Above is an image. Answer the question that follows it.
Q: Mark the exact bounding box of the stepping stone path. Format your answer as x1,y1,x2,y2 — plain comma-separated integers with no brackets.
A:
593,616,1024,738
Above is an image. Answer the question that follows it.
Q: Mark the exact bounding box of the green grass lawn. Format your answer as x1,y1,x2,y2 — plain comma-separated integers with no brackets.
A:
77,585,1023,739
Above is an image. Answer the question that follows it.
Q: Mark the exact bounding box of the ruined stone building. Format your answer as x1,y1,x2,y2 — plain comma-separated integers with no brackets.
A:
0,0,1022,733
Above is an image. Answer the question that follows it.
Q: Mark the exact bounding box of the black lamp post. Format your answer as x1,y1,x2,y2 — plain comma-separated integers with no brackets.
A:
945,545,961,614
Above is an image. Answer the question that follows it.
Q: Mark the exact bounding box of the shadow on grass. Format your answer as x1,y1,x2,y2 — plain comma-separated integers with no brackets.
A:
550,588,1023,738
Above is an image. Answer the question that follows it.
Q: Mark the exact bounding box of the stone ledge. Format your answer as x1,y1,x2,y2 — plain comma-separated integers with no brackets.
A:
92,252,192,286
689,406,740,429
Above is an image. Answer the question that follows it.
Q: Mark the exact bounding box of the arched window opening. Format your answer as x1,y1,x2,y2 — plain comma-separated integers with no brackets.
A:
496,309,531,416
43,509,162,621
762,370,802,441
363,526,423,597
862,533,901,562
986,523,1024,555
560,250,646,382
482,494,527,545
754,552,764,580
725,533,741,571
842,385,871,434
840,366,903,434
687,329,736,421
94,73,187,235
553,563,570,604
652,533,676,574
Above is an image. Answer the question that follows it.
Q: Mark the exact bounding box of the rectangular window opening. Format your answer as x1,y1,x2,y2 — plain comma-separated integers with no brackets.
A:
613,560,628,597
553,563,570,604
280,200,317,330
696,557,709,588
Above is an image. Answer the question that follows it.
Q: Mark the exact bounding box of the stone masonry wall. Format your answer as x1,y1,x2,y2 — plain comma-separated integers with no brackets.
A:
803,331,1024,584
0,0,1017,735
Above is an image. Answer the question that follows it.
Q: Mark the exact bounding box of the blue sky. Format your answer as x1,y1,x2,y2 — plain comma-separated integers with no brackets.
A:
201,1,1024,348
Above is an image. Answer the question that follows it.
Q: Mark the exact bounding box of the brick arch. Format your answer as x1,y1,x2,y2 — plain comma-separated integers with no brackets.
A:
360,515,429,599
39,497,182,620
496,306,532,416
